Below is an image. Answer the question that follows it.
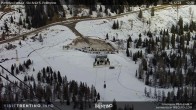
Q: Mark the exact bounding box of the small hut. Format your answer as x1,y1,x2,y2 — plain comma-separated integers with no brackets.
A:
93,55,110,66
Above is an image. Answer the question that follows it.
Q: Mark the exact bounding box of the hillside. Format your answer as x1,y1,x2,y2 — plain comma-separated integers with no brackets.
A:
0,3,196,110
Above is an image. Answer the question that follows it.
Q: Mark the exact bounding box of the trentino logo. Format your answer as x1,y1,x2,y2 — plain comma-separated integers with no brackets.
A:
95,102,113,109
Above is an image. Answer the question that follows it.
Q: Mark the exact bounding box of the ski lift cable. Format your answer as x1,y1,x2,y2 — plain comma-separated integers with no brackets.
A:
23,40,65,110
0,65,55,110
22,37,66,110
2,84,44,110
0,73,24,91
0,73,45,110
0,65,60,110
0,65,33,90
1,65,41,103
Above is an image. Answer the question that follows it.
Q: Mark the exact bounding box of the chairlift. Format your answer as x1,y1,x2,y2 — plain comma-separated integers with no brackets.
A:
104,81,106,89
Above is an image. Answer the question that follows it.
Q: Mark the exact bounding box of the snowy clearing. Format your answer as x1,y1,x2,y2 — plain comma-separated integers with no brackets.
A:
0,24,173,101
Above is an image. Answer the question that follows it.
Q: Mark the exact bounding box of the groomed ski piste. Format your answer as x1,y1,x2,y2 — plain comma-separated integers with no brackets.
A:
0,5,196,102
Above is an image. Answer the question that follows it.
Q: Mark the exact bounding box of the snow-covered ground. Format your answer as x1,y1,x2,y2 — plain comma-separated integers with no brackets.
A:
0,6,33,36
2,5,195,102
0,24,172,101
76,5,196,41
0,25,75,60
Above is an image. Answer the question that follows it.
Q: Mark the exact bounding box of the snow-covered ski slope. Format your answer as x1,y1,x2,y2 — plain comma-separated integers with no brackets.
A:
76,5,196,41
0,24,172,101
1,5,195,101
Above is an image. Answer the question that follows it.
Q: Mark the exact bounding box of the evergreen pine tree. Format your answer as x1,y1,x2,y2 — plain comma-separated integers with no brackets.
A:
166,92,171,103
89,8,93,15
111,99,117,110
126,48,130,57
11,64,14,74
63,84,69,100
24,76,27,81
138,10,143,18
1,31,5,40
19,16,22,25
144,87,147,96
113,37,116,42
171,34,176,48
171,24,175,33
106,33,109,40
178,17,184,35
99,5,102,12
45,85,52,102
151,7,154,16
58,71,62,85
97,93,100,100
142,58,147,71
4,22,9,32
112,21,116,29
29,85,34,101
37,72,41,82
136,34,142,48
10,16,13,23
105,8,108,15
15,67,19,74
145,74,149,85
116,20,119,29
161,36,166,50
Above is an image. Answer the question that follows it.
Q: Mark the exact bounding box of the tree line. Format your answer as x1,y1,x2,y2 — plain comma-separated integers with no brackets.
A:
123,15,196,104
0,59,100,110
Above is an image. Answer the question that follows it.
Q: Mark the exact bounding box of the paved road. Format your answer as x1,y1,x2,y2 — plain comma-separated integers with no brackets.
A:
0,10,15,20
0,5,171,45
0,12,7,20
64,22,90,44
